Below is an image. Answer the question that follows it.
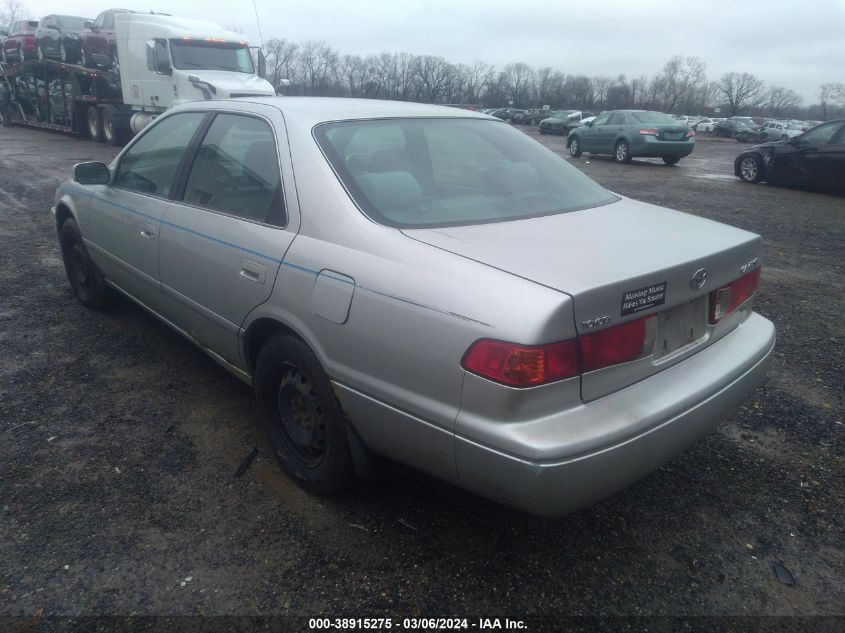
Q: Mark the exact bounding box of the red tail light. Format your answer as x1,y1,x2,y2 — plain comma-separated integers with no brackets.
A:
708,268,761,324
685,129,696,137
463,315,659,387
462,339,579,387
639,129,660,136
580,315,657,373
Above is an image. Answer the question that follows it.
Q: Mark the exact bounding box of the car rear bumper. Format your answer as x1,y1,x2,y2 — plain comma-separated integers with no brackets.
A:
454,312,775,515
631,137,695,156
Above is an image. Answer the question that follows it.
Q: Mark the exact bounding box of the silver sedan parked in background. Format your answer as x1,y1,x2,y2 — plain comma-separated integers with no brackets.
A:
53,98,775,515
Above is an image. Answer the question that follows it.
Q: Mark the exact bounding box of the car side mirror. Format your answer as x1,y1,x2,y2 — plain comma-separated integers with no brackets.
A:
84,20,93,29
584,120,593,127
73,161,110,185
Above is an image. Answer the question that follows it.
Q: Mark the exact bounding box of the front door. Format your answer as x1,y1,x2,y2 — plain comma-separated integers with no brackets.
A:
80,111,206,310
579,112,611,152
158,109,295,369
818,123,845,190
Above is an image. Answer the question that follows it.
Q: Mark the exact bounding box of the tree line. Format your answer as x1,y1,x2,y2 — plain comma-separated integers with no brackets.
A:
264,39,845,120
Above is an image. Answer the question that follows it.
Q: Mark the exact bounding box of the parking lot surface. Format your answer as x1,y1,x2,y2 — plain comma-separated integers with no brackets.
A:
1,124,843,624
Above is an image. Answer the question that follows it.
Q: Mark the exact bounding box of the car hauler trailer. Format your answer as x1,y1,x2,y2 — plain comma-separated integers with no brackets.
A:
0,13,273,143
0,58,130,143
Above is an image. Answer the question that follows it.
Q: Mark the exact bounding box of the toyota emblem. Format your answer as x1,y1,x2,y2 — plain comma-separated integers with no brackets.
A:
691,268,708,290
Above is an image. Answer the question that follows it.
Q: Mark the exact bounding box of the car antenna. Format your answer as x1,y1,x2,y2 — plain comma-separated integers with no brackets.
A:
252,0,264,48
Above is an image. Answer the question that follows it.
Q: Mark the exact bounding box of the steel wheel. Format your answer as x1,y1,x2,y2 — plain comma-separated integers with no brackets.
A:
255,335,355,494
739,155,763,183
569,136,582,157
274,364,327,468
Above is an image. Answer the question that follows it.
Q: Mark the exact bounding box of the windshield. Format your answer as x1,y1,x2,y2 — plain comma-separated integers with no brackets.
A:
169,40,254,73
552,110,576,118
57,16,88,29
631,111,677,124
314,118,618,229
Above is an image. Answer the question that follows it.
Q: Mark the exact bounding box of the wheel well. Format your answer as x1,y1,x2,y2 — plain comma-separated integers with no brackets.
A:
244,318,302,374
55,203,73,233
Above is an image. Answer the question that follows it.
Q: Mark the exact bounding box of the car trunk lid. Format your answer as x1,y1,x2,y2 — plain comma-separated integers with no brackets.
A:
402,197,762,399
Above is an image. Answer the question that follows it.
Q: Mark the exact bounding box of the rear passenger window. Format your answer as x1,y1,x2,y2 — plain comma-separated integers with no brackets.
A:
114,112,205,197
182,114,284,226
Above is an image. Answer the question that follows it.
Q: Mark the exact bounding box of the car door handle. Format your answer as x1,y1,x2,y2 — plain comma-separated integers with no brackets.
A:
239,258,266,284
139,223,156,239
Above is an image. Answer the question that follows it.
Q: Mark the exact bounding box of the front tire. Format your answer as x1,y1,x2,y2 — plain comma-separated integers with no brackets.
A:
738,155,763,183
255,335,355,495
59,218,117,309
569,136,582,157
614,139,632,163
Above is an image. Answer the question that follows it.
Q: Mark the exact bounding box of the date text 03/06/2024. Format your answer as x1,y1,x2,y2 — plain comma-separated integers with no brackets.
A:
307,617,527,629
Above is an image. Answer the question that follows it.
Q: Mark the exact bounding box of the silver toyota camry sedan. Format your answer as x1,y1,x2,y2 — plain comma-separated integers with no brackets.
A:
52,98,775,515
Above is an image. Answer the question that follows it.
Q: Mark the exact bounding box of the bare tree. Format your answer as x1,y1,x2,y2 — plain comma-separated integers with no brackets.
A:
817,83,845,120
299,40,337,96
263,38,299,91
0,0,28,25
766,86,802,117
414,55,453,103
718,71,765,116
654,55,707,113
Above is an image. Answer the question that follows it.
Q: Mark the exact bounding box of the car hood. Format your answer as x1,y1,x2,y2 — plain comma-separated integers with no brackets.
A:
747,139,789,150
401,196,761,325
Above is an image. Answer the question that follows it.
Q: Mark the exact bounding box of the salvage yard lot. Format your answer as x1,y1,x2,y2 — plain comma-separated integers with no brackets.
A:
1,124,843,623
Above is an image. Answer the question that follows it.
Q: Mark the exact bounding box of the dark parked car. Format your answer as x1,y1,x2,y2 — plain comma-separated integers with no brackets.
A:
713,118,761,140
36,15,91,63
488,108,525,122
539,110,595,135
79,9,134,69
567,110,695,165
1,19,39,62
734,119,845,192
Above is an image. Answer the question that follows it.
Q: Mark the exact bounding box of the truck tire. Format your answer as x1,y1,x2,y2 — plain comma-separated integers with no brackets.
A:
87,106,103,143
101,106,121,146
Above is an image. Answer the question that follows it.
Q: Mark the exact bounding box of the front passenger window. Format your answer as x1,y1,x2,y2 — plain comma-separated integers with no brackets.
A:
182,114,285,226
114,112,205,197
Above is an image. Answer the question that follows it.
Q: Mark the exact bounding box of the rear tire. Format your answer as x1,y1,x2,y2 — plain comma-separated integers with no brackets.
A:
255,335,355,495
101,106,121,146
59,218,118,309
614,139,632,163
87,106,103,142
738,154,763,183
569,136,582,158
662,155,681,166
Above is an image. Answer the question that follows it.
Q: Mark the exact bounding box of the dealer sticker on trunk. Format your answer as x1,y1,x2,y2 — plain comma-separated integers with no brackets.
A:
621,282,667,316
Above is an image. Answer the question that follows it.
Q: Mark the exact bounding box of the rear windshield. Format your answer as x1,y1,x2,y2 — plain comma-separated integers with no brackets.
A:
314,118,618,229
630,111,676,124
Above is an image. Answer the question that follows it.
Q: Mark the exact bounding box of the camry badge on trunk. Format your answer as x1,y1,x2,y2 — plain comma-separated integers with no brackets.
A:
691,268,708,290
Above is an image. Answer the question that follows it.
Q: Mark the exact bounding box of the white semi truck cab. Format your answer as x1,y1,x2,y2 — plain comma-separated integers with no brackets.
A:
115,13,275,133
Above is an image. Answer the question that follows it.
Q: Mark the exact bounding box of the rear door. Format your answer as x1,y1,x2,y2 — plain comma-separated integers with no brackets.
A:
158,107,296,369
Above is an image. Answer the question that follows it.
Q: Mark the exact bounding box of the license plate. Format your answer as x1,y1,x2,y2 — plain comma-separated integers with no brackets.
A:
655,297,706,358
663,131,683,140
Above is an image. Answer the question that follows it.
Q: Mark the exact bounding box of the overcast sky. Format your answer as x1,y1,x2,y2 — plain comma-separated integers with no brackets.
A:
23,0,845,103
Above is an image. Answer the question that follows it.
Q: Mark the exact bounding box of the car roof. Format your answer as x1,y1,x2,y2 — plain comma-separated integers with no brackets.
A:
228,97,497,126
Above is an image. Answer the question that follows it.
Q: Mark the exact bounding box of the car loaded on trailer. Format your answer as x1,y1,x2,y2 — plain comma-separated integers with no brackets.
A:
0,13,274,144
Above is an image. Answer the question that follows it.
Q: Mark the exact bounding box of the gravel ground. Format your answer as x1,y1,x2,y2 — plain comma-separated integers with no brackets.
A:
0,123,843,630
